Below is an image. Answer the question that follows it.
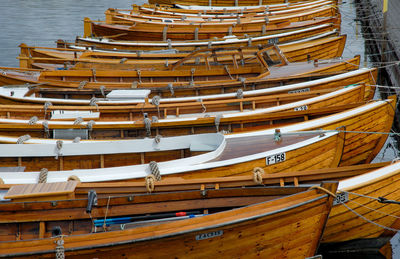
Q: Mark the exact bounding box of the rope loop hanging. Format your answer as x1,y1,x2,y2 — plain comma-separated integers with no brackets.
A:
42,120,50,138
44,101,52,117
168,83,174,96
145,174,156,193
100,85,106,97
215,114,223,132
89,97,98,110
87,120,95,131
17,134,31,144
144,117,152,137
54,140,63,159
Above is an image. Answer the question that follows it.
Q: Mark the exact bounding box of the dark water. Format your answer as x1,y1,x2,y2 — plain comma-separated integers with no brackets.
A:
0,0,145,67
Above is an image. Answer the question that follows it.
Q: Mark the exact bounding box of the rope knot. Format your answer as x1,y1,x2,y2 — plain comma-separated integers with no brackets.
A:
152,95,161,107
78,80,88,89
73,117,83,125
55,140,63,159
236,88,243,99
17,134,30,144
28,116,38,125
253,167,264,184
145,174,156,193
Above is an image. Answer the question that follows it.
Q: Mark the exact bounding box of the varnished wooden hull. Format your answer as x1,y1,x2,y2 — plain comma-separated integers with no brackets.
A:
0,83,372,122
72,23,339,52
20,35,346,70
1,67,374,102
323,161,400,243
149,0,324,6
89,16,340,41
0,182,337,259
0,98,394,184
0,55,361,90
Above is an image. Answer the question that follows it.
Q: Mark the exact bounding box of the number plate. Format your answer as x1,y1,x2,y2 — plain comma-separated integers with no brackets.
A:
294,105,308,111
288,88,310,94
268,38,279,44
196,230,223,241
333,192,349,206
266,153,286,165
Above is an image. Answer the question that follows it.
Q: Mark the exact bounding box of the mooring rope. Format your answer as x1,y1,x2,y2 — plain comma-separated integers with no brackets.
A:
38,168,48,183
341,202,400,232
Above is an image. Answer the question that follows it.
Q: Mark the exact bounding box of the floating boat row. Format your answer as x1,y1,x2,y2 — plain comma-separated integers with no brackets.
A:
0,0,397,258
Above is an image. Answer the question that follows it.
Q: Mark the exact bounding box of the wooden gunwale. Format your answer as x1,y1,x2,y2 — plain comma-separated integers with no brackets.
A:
0,182,337,259
321,161,400,243
3,67,375,103
72,23,339,51
0,84,370,122
0,97,395,185
88,16,340,41
0,130,344,183
148,0,334,7
107,5,337,26
0,55,362,90
19,35,346,70
127,0,335,18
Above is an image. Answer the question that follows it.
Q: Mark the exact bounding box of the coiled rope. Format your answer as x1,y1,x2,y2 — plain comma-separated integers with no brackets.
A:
38,168,48,183
149,161,161,181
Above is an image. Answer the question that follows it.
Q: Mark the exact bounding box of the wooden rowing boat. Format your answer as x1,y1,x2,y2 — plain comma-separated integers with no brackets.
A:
4,67,374,102
148,0,335,7
19,35,347,70
0,130,345,175
132,0,336,17
0,84,373,125
0,98,393,182
0,47,362,90
105,4,337,26
321,161,400,244
70,23,339,52
0,182,338,258
86,15,340,41
0,68,375,107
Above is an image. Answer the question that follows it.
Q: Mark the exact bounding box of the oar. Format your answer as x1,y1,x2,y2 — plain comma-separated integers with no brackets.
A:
94,210,202,227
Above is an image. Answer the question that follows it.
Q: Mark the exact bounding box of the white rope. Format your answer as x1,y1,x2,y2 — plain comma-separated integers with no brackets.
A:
42,120,49,138
73,117,83,125
28,116,38,125
341,202,400,232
